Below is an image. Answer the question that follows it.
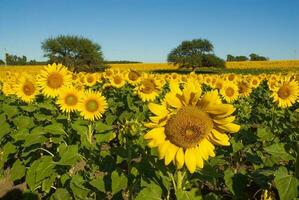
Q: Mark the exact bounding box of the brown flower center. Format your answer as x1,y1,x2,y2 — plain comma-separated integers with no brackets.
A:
87,75,94,83
141,79,156,94
228,74,235,81
128,71,140,81
113,75,123,85
85,99,99,112
278,85,291,99
23,81,35,96
47,72,63,89
165,106,213,148
225,87,235,97
65,94,78,106
238,82,248,94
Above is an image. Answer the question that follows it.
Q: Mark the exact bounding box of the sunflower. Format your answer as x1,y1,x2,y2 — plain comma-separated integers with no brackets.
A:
78,90,107,121
38,63,72,97
134,74,161,102
220,82,239,103
126,70,141,85
237,80,252,98
84,73,98,87
109,71,126,88
57,87,82,113
250,76,261,88
16,76,39,103
271,78,299,108
144,81,240,173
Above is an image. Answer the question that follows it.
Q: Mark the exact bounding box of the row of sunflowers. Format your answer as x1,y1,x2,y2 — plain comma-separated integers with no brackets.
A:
0,63,298,199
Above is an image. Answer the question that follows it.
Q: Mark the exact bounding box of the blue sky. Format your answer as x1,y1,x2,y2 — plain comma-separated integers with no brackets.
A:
0,0,298,62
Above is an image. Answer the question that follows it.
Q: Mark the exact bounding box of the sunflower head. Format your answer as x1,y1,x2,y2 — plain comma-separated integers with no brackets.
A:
144,81,240,173
38,63,72,97
57,87,82,113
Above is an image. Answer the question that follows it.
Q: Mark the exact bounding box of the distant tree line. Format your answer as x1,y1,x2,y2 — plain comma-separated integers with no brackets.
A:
227,53,268,61
0,53,48,66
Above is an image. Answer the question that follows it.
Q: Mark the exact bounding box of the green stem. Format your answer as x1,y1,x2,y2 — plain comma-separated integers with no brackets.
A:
295,142,299,178
88,122,93,144
176,170,184,190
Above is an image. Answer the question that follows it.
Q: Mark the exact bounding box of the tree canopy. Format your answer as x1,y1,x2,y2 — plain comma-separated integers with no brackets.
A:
41,35,105,72
167,39,224,70
227,53,268,61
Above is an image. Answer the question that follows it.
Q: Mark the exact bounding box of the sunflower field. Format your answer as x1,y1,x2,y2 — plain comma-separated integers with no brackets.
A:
0,63,298,200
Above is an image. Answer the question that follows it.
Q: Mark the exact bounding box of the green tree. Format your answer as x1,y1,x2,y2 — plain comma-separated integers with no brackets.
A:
226,55,249,61
167,39,224,70
5,53,27,65
0,59,5,65
249,53,268,61
41,35,106,72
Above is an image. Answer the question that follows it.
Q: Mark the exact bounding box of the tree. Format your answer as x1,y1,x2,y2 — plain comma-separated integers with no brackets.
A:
41,35,105,72
227,55,249,61
249,53,268,61
0,59,5,65
5,53,27,65
167,39,224,70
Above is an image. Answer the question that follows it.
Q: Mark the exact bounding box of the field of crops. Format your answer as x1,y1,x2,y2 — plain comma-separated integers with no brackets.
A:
0,63,298,200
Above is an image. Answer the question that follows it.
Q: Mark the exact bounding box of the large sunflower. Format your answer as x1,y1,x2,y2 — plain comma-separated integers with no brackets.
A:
126,70,141,86
144,81,240,173
16,76,39,103
271,78,299,108
109,71,126,88
78,90,107,121
38,63,72,97
57,87,82,113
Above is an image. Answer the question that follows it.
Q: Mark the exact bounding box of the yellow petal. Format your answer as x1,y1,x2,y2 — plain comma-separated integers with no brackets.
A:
204,104,235,115
175,148,185,169
185,148,197,173
148,103,168,116
144,122,158,128
169,80,182,94
144,127,165,140
158,140,170,159
165,93,182,108
213,116,236,125
194,146,204,168
164,143,179,165
197,90,221,108
209,129,230,146
218,123,240,133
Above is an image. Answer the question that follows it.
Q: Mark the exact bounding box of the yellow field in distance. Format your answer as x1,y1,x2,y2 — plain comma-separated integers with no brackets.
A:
0,60,299,72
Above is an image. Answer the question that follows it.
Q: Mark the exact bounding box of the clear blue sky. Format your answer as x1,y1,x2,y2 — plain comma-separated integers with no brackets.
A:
0,0,298,62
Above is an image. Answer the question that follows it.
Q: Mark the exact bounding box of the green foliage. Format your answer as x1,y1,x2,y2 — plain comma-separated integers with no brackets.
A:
167,38,224,70
0,79,298,200
41,35,106,72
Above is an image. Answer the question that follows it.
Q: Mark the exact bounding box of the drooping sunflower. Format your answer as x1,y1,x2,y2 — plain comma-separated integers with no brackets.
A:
134,74,161,102
78,90,107,121
271,78,299,108
57,87,82,113
220,82,239,103
38,63,72,97
16,76,39,103
144,81,240,173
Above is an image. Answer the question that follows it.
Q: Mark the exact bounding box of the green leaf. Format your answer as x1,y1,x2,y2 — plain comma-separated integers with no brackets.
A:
50,188,72,200
274,167,298,200
95,131,116,144
35,156,55,183
57,145,80,166
135,183,162,200
44,123,66,135
111,171,127,195
95,121,113,133
256,127,273,141
1,142,17,163
11,160,26,181
23,134,47,147
42,174,57,193
176,189,202,200
0,119,10,140
264,143,294,162
1,104,18,118
13,116,35,129
70,174,90,200
224,168,234,194
89,176,106,192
